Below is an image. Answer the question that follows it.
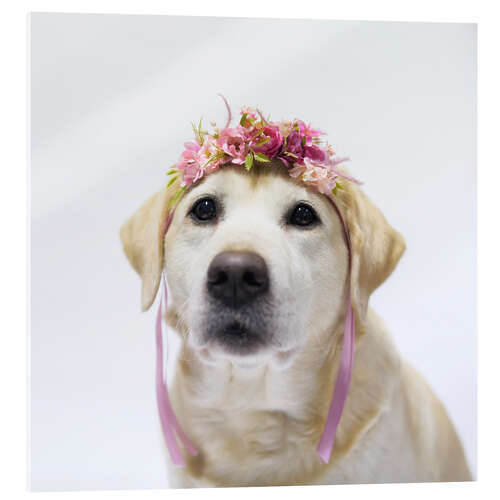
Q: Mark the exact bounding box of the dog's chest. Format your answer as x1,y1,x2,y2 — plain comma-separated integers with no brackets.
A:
179,393,421,488
172,350,424,487
176,365,327,486
185,406,323,487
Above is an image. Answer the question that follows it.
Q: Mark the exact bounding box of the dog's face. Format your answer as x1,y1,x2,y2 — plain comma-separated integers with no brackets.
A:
163,166,348,368
121,162,405,370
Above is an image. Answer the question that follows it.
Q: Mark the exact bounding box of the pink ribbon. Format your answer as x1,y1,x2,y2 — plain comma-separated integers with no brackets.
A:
154,195,355,466
155,275,199,466
155,210,198,466
316,196,355,464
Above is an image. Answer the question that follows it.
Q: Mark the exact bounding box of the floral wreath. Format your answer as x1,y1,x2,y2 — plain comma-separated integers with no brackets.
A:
166,95,361,205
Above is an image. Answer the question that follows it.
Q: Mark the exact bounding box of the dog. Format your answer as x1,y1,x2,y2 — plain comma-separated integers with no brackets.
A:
120,162,471,487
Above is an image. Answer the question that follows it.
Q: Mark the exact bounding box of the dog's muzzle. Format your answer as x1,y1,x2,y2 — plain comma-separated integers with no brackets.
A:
205,250,270,353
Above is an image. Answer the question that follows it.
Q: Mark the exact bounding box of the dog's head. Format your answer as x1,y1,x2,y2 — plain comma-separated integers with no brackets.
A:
121,163,405,369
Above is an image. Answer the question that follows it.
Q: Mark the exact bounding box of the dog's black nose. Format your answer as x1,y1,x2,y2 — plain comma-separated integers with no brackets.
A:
207,251,269,308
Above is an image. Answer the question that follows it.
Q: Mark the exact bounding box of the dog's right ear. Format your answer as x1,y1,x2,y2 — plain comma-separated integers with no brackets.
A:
120,187,176,312
337,180,406,331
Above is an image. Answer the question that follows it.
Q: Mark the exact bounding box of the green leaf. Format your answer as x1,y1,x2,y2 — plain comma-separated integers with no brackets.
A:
301,136,306,148
191,121,198,138
240,113,247,126
166,175,178,188
253,152,271,163
255,136,270,147
200,150,225,170
331,183,343,197
191,117,205,145
166,168,178,176
245,152,254,171
284,152,298,159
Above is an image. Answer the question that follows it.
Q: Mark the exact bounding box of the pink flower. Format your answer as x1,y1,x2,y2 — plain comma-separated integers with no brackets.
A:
184,141,201,152
177,157,203,187
288,158,338,194
280,129,304,165
197,138,224,174
288,164,306,178
181,148,199,163
252,126,283,158
216,127,248,165
235,125,255,141
296,120,324,147
304,144,326,162
176,142,203,186
304,160,338,194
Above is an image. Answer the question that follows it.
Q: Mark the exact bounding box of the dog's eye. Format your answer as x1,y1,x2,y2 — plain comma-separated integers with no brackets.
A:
288,203,319,227
190,197,218,222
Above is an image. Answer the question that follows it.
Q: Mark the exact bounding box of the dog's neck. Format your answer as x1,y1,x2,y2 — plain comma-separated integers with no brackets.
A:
170,309,401,486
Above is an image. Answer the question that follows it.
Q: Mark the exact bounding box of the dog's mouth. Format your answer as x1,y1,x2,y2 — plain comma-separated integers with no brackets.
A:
193,310,300,368
211,321,265,355
192,294,296,365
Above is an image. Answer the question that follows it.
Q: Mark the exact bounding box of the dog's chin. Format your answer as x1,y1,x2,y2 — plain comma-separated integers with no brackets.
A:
189,323,299,370
197,344,299,371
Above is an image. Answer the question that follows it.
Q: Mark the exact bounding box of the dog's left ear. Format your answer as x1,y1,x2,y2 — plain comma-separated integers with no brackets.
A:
120,187,176,312
338,182,406,328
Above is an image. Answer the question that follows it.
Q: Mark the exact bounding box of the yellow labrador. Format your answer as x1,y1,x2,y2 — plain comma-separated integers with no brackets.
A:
120,163,471,487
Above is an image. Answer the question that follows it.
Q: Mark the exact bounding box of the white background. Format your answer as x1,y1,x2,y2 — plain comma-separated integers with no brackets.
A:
28,13,476,492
